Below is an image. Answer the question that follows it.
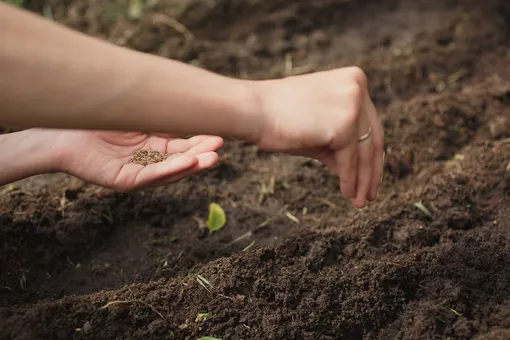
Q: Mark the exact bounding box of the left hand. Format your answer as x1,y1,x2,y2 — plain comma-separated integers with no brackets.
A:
50,129,223,192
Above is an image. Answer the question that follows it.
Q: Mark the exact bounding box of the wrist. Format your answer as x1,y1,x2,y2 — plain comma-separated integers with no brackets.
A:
125,55,266,144
229,79,265,144
19,129,63,174
0,129,62,186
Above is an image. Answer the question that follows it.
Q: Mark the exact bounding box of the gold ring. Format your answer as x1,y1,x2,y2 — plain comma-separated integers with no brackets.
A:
357,126,372,142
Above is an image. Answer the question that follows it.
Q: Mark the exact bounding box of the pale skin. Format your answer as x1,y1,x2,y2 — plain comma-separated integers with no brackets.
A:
0,3,384,208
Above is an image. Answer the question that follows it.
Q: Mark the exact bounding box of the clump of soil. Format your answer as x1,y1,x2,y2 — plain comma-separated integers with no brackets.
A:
130,149,169,166
1,0,510,339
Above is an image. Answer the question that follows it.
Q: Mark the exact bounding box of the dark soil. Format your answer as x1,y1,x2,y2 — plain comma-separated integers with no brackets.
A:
1,0,510,339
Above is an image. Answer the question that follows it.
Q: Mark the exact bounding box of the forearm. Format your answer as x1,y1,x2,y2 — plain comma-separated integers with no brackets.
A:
0,3,261,142
0,129,58,186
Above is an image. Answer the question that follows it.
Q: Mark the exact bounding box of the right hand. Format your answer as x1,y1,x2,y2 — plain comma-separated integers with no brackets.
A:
252,67,384,208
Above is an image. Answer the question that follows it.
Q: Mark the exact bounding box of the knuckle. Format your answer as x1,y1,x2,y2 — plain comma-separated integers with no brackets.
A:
345,66,368,87
345,83,363,100
340,86,362,125
373,136,384,150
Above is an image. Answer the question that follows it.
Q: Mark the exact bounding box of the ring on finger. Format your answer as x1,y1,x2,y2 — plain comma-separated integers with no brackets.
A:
357,126,372,142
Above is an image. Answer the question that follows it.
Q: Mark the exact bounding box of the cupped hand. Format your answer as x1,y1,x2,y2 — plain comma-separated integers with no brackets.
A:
52,130,224,192
253,67,384,208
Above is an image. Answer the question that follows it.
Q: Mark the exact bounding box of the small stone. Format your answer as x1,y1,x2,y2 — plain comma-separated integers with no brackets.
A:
488,116,509,139
432,114,446,127
83,321,92,334
148,319,164,333
292,34,309,50
234,294,246,302
245,34,261,52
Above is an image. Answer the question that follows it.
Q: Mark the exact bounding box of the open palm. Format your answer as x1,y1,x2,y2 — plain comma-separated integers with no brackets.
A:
55,130,224,192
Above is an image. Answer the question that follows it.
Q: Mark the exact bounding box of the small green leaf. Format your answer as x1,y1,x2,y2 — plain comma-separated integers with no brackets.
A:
43,3,53,20
4,0,25,7
206,203,226,233
128,0,144,19
413,201,432,218
195,312,210,323
197,337,222,340
242,240,256,252
259,217,271,227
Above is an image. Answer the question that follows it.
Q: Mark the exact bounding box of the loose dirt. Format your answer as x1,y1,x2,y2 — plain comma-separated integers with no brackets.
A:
1,0,510,339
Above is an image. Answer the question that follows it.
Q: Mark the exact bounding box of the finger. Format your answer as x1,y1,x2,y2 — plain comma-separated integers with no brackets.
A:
196,151,220,168
166,135,223,155
363,92,385,200
352,130,374,208
183,136,224,155
335,141,358,199
368,149,384,201
114,153,198,191
143,151,220,189
164,136,209,154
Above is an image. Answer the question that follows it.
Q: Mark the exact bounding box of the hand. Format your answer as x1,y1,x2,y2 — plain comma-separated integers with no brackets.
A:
252,67,384,208
51,129,223,192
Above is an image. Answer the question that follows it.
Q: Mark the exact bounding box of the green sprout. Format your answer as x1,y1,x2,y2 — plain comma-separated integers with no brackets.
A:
259,217,272,227
196,274,214,293
3,0,24,7
127,0,144,19
195,312,210,323
286,212,300,224
413,201,432,218
101,0,159,21
243,240,256,252
206,203,226,233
